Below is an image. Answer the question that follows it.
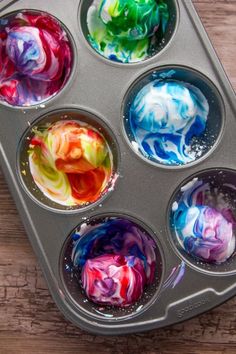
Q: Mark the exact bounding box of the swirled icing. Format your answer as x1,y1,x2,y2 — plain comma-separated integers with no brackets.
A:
82,254,146,306
99,0,161,40
0,11,72,106
172,178,236,263
71,217,157,306
87,0,169,63
129,80,209,165
28,120,113,206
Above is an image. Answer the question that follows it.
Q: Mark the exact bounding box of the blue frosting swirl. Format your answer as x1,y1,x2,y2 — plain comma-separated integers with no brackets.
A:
128,80,209,165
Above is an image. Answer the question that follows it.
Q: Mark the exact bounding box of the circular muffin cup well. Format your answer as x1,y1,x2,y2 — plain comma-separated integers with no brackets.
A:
122,65,225,168
0,9,76,109
59,213,164,320
78,0,178,65
17,108,120,213
168,168,236,275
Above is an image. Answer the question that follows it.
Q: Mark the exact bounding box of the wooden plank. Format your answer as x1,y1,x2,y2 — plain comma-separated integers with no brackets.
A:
0,1,235,353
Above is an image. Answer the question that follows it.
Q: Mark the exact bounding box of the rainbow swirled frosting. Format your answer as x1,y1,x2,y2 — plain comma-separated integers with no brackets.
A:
0,11,72,106
28,120,113,207
129,80,209,165
71,217,157,307
172,178,236,263
87,0,169,63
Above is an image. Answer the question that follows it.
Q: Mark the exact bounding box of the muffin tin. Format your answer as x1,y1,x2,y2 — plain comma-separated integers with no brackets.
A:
0,0,236,335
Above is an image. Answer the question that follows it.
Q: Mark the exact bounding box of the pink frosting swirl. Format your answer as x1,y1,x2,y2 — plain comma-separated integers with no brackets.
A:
0,11,73,106
82,254,146,307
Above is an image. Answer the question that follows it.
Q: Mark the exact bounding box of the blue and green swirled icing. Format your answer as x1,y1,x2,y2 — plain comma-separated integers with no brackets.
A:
87,0,169,63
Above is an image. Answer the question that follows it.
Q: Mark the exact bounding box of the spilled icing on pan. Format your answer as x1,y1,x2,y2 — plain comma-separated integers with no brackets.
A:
128,80,209,165
171,177,236,264
70,217,157,307
27,120,114,207
86,0,169,63
0,11,73,106
163,261,185,290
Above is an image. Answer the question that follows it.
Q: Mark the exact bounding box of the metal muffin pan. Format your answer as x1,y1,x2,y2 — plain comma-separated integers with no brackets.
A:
0,0,236,335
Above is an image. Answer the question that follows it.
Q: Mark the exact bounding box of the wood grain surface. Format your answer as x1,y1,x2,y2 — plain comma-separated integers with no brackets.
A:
0,1,236,353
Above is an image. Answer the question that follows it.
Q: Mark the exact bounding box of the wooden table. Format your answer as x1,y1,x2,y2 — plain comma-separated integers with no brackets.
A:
0,1,236,353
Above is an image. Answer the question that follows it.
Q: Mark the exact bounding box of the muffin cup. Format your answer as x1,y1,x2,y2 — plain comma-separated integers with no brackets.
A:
0,0,236,335
168,168,236,275
79,0,179,65
60,213,164,320
122,65,224,168
0,9,76,109
17,108,120,213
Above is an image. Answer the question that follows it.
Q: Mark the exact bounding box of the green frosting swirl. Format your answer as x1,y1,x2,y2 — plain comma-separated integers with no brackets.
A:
87,0,169,63
28,145,72,204
99,0,160,40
